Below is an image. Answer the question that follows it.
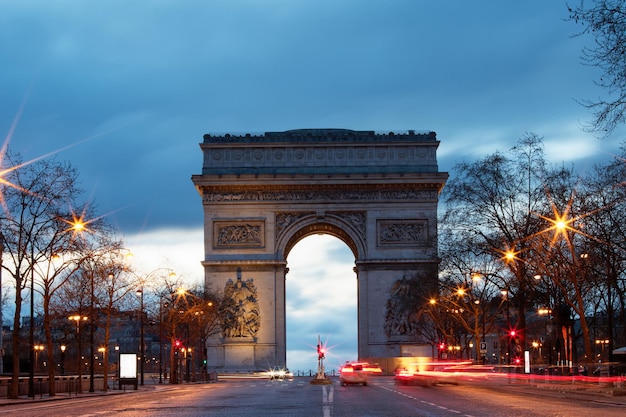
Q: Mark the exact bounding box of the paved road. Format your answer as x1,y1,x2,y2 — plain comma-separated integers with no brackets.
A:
0,376,624,416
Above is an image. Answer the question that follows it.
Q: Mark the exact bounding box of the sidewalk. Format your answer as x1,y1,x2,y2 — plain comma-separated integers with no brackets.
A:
488,376,626,405
0,379,175,406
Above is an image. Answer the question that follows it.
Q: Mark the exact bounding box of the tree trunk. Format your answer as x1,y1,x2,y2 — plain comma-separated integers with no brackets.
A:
44,296,56,396
10,279,23,399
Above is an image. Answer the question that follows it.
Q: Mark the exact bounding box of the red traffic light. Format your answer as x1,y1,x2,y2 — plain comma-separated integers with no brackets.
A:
509,330,516,337
438,343,446,350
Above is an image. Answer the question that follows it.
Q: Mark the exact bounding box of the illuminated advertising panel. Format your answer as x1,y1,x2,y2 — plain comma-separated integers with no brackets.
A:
120,353,137,379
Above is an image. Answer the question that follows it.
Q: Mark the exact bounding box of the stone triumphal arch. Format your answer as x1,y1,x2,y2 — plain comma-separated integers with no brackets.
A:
192,129,448,371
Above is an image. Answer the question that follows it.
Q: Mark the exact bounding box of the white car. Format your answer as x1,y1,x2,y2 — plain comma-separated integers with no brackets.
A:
339,362,368,386
267,367,293,380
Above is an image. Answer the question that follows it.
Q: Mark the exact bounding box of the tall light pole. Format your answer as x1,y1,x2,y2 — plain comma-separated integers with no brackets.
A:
89,270,95,393
0,240,3,375
136,288,145,386
69,315,87,393
98,347,106,378
60,344,66,375
34,345,44,373
159,299,168,384
28,244,35,399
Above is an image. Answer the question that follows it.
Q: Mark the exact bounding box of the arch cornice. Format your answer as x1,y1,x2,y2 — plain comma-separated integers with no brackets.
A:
275,211,366,260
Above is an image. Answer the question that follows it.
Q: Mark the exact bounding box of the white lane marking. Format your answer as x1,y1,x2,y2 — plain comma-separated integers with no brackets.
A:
379,384,475,417
322,385,333,417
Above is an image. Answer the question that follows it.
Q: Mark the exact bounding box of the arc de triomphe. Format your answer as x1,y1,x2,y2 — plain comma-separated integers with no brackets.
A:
192,129,447,371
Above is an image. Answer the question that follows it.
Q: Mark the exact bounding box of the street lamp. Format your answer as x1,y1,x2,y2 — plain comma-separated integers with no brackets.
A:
89,269,95,393
69,315,88,393
136,288,145,386
159,299,170,384
98,347,106,371
500,290,511,365
28,244,35,399
34,345,45,373
60,345,66,375
115,345,120,381
596,339,610,362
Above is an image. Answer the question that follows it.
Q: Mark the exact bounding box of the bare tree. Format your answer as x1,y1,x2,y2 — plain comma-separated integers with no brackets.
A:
442,133,551,357
82,237,134,392
568,0,626,136
0,153,86,398
578,144,626,361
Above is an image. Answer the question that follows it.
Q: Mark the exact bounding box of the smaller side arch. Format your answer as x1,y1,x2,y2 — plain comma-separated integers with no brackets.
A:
275,213,366,261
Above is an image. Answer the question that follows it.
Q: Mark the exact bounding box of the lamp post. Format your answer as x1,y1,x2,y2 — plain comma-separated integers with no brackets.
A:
60,345,66,375
69,315,87,393
28,244,35,399
34,345,45,373
0,240,3,375
115,345,120,381
159,300,169,384
98,347,106,376
501,289,511,365
136,288,145,386
89,270,95,393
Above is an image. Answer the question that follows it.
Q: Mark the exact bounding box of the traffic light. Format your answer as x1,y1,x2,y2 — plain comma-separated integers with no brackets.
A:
509,330,516,337
317,344,325,360
438,343,446,350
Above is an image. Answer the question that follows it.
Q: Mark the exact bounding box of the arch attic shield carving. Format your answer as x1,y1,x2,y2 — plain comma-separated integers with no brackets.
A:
192,129,448,371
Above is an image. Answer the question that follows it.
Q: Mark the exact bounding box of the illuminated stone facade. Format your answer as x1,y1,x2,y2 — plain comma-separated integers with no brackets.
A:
192,129,448,370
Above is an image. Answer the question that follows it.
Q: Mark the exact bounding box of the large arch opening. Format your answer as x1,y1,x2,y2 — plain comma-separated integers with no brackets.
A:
285,234,357,372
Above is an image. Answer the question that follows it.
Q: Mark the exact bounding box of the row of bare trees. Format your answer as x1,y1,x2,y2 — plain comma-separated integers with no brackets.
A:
0,152,220,398
434,133,626,367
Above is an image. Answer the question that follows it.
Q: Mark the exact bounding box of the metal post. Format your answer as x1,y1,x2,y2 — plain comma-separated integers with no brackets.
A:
89,272,95,392
0,240,3,375
74,318,83,393
60,345,66,375
138,289,145,386
159,300,163,384
28,246,35,398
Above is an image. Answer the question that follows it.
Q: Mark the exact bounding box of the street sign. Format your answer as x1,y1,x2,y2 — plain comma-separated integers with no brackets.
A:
479,342,487,353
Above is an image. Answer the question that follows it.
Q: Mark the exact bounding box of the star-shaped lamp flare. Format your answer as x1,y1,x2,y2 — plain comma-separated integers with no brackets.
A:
61,210,99,237
541,209,574,246
534,191,597,248
502,249,518,263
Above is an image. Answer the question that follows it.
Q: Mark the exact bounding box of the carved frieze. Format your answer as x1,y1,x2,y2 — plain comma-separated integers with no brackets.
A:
203,145,437,168
377,219,428,246
203,189,438,203
214,220,265,248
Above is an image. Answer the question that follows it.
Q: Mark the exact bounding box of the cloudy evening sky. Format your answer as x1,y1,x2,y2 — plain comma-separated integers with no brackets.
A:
2,0,624,371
